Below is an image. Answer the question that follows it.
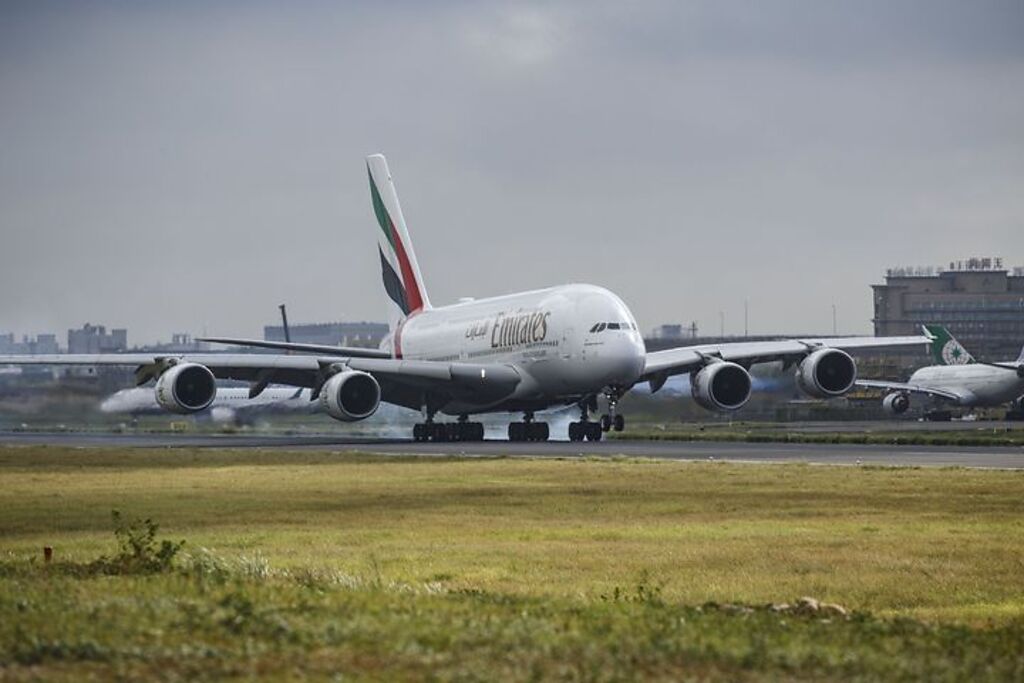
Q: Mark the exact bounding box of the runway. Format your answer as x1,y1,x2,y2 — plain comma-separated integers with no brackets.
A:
2,431,1023,468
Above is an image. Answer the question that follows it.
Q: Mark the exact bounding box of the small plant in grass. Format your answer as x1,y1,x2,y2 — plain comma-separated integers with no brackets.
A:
89,510,184,575
601,570,666,605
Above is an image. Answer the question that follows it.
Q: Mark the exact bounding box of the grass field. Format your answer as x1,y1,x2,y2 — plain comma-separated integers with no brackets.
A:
611,422,1024,447
1,446,1023,680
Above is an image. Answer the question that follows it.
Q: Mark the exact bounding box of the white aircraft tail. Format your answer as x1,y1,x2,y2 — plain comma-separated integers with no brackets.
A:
367,154,431,338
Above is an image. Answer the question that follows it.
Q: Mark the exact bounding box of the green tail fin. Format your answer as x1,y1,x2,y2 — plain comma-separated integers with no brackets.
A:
923,325,974,365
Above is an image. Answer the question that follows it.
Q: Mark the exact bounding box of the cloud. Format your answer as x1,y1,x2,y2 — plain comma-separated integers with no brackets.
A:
460,5,569,68
0,1,1021,343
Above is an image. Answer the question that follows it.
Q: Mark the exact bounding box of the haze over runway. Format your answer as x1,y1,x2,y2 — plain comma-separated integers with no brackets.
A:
2,1,1023,343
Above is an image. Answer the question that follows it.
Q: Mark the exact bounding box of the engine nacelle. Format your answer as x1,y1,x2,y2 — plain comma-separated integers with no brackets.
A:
796,348,856,399
154,363,217,414
882,392,910,416
319,370,381,422
691,361,752,411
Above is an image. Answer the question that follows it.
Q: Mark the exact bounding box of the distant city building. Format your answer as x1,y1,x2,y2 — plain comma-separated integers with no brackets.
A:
141,333,210,353
67,323,127,354
649,323,699,340
35,334,59,354
0,333,60,354
652,324,683,339
263,321,388,349
872,257,1024,361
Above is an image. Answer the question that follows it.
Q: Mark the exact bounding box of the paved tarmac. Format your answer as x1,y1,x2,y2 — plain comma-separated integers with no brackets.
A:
1,431,1022,468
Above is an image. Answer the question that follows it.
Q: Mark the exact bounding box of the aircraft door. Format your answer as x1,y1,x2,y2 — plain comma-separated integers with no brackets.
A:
562,326,575,360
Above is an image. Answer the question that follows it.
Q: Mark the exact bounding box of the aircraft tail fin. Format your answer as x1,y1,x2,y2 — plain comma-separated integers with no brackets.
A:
367,154,431,337
923,325,974,365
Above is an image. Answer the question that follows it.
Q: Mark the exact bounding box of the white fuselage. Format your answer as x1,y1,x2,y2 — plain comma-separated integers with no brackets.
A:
392,284,647,413
909,364,1024,407
101,386,316,419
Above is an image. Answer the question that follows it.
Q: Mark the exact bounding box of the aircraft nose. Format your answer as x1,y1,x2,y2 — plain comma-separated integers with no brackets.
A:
608,333,646,385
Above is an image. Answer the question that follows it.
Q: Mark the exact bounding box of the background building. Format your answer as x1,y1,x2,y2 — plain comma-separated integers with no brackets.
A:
263,321,388,349
141,333,209,353
67,324,128,354
872,257,1024,361
0,333,60,354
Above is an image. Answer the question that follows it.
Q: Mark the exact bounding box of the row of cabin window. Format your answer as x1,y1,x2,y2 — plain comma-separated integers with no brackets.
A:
588,322,637,333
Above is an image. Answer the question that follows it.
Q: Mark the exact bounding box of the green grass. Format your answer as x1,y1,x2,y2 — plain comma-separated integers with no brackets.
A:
613,425,1024,447
1,446,1023,680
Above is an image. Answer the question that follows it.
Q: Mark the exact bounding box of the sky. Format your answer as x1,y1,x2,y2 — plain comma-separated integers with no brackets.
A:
1,0,1022,345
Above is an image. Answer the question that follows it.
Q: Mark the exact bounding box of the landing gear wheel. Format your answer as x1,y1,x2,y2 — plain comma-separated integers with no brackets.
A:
508,422,524,442
413,423,425,442
569,421,602,442
432,423,448,442
451,420,484,441
601,388,625,436
509,421,549,442
527,422,549,441
568,422,582,442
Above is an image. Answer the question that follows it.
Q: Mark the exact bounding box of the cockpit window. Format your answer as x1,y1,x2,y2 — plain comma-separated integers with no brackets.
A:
591,322,637,333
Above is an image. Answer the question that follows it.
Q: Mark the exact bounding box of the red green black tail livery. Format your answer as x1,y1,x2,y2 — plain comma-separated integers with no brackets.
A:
367,154,430,325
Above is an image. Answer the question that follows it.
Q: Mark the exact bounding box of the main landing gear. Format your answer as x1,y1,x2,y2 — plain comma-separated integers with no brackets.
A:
413,415,485,442
508,412,550,442
568,390,627,442
568,400,603,442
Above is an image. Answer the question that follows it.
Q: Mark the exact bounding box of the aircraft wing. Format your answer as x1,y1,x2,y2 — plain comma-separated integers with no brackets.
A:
0,353,521,411
984,361,1024,377
854,379,964,403
198,337,392,359
642,335,929,380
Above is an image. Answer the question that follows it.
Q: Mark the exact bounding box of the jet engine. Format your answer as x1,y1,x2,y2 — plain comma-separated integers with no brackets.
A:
795,348,856,399
319,370,381,422
882,392,911,416
155,363,217,414
691,361,752,411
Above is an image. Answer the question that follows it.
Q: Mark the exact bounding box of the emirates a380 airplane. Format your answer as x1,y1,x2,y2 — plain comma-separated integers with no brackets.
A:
0,155,926,442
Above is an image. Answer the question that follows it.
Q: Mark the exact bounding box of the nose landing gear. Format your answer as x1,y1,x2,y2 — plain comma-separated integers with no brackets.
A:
599,389,626,433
